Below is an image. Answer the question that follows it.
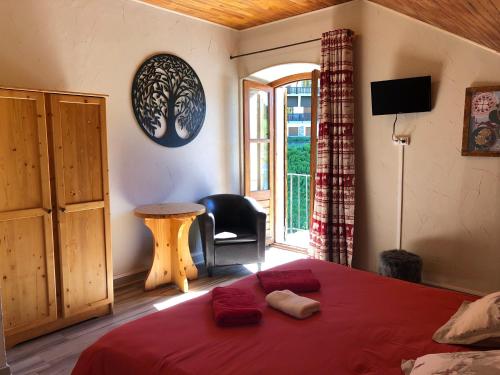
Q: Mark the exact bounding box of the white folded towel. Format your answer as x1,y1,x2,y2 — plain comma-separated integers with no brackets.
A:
265,290,320,319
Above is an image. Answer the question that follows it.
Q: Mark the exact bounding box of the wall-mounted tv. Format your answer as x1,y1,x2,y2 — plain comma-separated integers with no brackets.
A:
371,76,431,115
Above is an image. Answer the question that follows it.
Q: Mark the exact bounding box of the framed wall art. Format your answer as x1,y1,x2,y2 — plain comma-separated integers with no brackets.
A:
132,54,206,147
461,85,500,157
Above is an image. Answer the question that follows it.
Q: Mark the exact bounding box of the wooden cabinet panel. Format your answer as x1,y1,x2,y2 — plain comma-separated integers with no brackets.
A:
0,91,45,211
0,89,57,335
59,101,104,204
49,94,113,318
0,216,57,334
61,209,109,316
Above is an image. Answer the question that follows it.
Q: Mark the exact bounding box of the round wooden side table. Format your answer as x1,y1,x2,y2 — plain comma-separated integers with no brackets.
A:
134,203,206,292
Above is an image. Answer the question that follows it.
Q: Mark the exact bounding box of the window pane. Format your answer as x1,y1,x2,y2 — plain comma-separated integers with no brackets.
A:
249,89,270,140
259,93,269,139
250,142,258,191
301,96,311,108
249,90,258,139
288,127,298,136
250,142,270,192
259,142,269,190
287,96,298,107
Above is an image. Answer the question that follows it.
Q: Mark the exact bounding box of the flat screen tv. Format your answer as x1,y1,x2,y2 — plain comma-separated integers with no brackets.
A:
371,76,431,115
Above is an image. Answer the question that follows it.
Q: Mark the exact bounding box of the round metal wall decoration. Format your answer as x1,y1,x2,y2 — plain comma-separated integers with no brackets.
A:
132,54,206,147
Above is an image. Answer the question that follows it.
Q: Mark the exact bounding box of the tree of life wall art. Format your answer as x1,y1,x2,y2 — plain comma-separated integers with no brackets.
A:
132,54,206,147
462,86,500,157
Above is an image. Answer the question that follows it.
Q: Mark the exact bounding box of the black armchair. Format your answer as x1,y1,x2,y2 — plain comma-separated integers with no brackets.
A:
198,194,266,276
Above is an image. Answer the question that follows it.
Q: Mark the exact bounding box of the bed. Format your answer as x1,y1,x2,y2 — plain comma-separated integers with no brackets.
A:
73,259,477,375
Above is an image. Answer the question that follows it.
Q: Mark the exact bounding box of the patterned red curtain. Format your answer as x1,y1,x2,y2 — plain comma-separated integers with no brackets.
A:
309,29,355,266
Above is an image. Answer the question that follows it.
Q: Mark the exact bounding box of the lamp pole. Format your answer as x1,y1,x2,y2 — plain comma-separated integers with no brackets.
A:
396,143,405,250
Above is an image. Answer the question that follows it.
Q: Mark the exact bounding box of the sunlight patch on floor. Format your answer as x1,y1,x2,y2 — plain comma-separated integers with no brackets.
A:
284,230,310,249
153,248,306,311
154,291,209,311
243,247,307,273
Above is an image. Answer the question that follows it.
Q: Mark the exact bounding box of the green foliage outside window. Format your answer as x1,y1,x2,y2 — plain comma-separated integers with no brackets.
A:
287,137,311,232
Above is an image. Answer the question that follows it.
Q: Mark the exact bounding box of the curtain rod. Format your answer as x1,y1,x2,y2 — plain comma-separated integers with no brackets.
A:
229,37,321,60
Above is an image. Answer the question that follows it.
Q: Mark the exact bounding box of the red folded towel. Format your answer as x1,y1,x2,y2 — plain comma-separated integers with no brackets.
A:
212,287,262,326
256,269,321,293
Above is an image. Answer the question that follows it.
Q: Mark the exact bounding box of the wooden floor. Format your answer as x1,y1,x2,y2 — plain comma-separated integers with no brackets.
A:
7,248,305,374
6,265,249,375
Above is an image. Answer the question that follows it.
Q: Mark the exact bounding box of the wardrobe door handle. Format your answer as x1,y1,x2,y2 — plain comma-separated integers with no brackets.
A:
46,208,52,214
60,207,66,213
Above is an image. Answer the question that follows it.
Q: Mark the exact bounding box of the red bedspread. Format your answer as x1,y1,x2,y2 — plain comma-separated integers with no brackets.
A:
73,259,477,375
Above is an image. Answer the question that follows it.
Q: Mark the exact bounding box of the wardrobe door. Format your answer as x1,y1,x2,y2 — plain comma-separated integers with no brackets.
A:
49,94,113,318
0,89,57,335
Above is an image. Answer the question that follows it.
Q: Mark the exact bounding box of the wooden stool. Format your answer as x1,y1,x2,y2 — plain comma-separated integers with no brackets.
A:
379,249,422,283
135,203,205,292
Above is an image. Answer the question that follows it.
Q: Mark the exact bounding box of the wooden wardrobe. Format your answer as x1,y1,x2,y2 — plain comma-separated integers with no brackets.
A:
0,87,113,347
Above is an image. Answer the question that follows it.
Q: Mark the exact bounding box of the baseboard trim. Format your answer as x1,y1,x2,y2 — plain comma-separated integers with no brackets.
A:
0,365,11,375
271,242,308,254
113,267,150,281
113,260,205,290
423,280,486,297
114,270,149,290
5,305,111,349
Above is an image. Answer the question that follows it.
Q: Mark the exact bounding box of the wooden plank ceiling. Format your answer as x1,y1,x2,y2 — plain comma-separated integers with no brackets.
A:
370,0,500,53
141,0,351,30
141,0,500,52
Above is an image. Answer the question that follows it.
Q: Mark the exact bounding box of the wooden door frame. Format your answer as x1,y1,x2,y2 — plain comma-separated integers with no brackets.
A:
310,70,320,227
269,73,313,88
243,80,275,242
268,71,320,248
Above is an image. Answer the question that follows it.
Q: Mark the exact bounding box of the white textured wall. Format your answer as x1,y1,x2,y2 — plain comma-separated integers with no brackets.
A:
360,2,500,294
238,0,500,294
0,0,239,277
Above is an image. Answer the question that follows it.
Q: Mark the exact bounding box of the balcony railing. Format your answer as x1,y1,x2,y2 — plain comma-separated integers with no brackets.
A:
287,86,312,94
287,113,312,122
287,173,310,233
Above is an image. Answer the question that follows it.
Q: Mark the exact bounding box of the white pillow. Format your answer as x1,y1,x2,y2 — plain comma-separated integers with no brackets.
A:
433,291,500,346
401,350,500,375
